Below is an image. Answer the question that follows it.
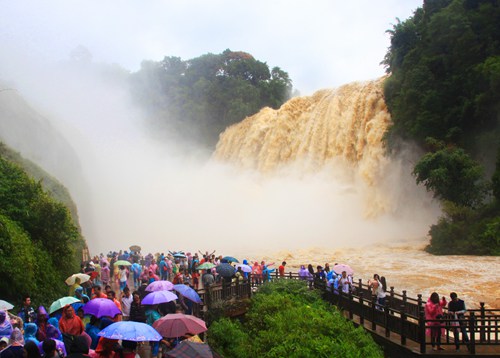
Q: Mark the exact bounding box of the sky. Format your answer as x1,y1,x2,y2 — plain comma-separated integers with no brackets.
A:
0,0,423,95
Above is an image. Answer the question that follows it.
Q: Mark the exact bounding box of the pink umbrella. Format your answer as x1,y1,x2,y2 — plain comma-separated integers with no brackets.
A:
332,263,354,276
152,313,207,338
83,298,121,318
142,290,178,305
146,280,174,292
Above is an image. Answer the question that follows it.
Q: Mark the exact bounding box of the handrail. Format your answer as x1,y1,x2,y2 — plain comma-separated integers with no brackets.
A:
194,271,500,355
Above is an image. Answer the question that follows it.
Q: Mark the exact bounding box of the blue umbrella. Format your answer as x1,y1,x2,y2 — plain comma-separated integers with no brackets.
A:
216,263,235,278
222,256,239,263
98,321,162,342
173,285,202,304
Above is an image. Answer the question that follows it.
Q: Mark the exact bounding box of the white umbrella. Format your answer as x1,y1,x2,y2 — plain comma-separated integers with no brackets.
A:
65,273,91,286
0,300,14,310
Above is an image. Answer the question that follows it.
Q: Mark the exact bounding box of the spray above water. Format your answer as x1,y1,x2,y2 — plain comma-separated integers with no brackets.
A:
0,53,439,256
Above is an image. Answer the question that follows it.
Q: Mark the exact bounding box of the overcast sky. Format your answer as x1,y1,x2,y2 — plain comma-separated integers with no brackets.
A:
1,0,422,95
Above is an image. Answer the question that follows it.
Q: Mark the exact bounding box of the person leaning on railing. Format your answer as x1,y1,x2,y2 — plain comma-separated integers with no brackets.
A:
447,292,470,352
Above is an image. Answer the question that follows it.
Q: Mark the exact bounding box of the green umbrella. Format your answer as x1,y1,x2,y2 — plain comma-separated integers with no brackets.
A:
196,262,215,270
49,296,81,314
114,260,132,266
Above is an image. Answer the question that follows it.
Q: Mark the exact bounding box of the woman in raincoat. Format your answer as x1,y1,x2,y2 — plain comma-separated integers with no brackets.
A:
424,292,447,351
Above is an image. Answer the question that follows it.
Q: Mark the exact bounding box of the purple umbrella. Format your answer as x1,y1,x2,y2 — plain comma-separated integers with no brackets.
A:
98,321,162,342
142,290,178,305
235,264,252,273
146,280,174,292
173,285,202,304
83,298,121,318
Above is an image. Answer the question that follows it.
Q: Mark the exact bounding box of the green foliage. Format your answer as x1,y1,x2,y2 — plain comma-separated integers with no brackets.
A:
208,280,383,358
383,0,500,255
0,152,83,306
427,201,500,255
413,146,487,207
130,49,292,148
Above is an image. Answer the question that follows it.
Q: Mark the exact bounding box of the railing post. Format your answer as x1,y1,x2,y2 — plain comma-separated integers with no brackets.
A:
400,305,407,346
359,291,364,325
384,303,390,338
419,310,426,353
389,286,395,308
288,272,292,279
469,312,476,354
371,296,377,330
348,289,353,320
480,302,485,342
402,290,407,313
358,278,363,292
417,294,423,314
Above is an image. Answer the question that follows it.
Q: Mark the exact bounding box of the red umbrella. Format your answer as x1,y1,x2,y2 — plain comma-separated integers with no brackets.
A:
153,314,207,338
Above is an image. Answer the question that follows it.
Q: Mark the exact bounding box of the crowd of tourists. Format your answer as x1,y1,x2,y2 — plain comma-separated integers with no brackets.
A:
0,248,471,357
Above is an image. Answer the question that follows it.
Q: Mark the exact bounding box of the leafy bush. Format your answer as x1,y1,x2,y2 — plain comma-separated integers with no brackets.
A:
208,280,383,358
0,153,84,306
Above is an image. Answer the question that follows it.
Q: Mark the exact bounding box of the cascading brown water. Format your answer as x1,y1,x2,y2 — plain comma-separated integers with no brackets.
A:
213,78,500,308
215,78,392,216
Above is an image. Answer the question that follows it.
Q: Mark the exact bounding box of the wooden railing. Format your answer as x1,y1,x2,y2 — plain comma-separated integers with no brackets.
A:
191,271,500,355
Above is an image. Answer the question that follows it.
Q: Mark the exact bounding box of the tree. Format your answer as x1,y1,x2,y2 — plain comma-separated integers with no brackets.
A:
413,146,487,207
130,49,293,148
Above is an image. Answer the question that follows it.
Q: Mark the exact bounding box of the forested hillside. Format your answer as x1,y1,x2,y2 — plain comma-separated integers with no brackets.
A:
383,0,500,254
0,143,86,305
130,49,293,148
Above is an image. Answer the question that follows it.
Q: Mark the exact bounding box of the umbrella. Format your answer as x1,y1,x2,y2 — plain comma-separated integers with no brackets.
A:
114,260,131,266
222,256,239,263
215,263,235,278
152,313,207,338
332,263,354,276
196,263,215,270
129,245,141,252
173,285,202,304
83,298,121,318
0,300,14,310
142,290,178,305
146,280,174,292
235,264,252,273
49,297,81,314
173,253,186,259
98,321,162,342
166,341,216,358
65,273,91,286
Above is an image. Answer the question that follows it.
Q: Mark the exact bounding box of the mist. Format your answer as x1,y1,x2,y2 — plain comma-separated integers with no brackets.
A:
0,43,440,256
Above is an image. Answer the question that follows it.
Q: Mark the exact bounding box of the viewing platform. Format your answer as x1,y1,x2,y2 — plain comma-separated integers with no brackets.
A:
190,272,500,357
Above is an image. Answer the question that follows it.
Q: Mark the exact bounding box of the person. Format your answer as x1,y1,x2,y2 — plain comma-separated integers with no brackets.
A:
448,292,470,351
201,269,215,288
368,274,387,310
0,328,24,358
120,287,133,321
297,265,309,280
424,292,447,351
130,262,142,289
18,295,36,324
114,340,137,358
85,316,101,350
106,292,121,321
339,271,352,294
24,323,39,345
24,340,41,358
0,310,13,338
118,266,128,292
0,337,8,351
69,278,82,297
75,288,90,304
91,337,118,358
41,339,59,358
59,305,85,336
35,307,49,342
40,324,67,356
92,286,107,300
100,263,110,288
278,262,286,278
129,293,146,323
66,335,91,358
